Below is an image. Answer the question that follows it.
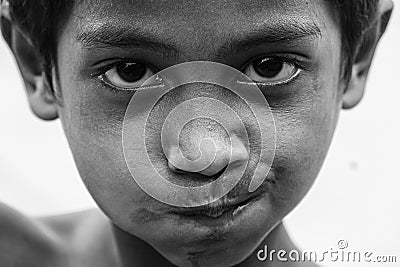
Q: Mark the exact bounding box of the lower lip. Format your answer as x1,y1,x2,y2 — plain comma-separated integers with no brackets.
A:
169,195,263,228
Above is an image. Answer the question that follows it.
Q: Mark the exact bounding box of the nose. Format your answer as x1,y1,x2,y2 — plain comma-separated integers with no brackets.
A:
165,119,249,177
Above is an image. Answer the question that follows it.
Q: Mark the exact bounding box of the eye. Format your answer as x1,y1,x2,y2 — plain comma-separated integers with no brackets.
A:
243,57,301,86
99,62,156,90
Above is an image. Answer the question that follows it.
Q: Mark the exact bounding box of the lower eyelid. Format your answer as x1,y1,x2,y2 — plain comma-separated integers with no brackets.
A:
98,74,166,92
98,74,137,91
269,68,302,86
238,68,302,87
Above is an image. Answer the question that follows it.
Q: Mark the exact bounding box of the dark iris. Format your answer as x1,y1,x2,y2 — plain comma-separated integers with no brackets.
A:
253,58,284,78
116,62,147,82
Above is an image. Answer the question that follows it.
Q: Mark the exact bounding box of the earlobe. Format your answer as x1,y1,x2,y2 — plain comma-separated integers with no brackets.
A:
342,71,367,110
342,0,393,110
28,75,59,121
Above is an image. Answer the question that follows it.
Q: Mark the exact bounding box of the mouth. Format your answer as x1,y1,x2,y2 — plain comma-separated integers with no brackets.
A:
169,193,263,221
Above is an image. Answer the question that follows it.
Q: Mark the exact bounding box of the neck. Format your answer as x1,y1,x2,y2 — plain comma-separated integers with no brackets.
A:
112,222,295,267
112,225,176,267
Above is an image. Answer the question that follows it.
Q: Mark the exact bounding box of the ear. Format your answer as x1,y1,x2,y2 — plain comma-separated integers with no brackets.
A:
342,0,394,109
1,15,59,120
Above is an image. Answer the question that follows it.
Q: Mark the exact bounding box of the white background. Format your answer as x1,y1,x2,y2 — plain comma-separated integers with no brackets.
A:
0,6,399,267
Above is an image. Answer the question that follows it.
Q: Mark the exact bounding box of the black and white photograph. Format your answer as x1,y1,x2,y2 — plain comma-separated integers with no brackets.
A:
0,0,399,266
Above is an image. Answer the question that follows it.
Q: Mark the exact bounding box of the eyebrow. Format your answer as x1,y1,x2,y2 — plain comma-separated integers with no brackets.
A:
76,20,322,55
222,20,322,56
76,23,180,54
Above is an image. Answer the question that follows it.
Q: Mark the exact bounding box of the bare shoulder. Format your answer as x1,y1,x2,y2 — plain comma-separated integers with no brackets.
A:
37,208,109,242
0,202,67,267
38,208,118,267
0,204,116,267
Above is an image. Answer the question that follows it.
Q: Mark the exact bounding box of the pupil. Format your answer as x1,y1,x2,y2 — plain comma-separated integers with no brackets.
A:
254,58,283,78
117,63,147,82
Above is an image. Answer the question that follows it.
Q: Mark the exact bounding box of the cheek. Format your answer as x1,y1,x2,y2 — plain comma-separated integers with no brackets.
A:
269,75,341,214
58,79,147,219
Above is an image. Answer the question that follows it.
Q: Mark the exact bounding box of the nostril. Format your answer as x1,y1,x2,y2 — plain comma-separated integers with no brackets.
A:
211,165,228,178
168,162,187,174
169,159,228,180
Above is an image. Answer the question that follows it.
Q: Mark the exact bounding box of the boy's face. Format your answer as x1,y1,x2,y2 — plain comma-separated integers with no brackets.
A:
55,0,342,265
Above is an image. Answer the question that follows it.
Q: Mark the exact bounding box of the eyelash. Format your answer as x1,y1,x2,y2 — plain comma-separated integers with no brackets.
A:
93,55,307,93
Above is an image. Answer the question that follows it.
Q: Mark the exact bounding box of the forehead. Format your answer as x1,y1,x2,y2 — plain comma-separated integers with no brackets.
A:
68,0,332,47
74,0,325,22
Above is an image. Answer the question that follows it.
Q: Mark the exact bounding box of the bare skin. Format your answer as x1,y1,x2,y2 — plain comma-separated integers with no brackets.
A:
0,0,392,266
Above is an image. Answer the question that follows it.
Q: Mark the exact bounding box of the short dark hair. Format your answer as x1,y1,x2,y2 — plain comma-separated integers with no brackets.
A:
4,0,381,84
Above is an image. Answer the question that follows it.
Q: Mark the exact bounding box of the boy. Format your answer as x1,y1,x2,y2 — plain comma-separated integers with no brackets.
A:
0,0,393,266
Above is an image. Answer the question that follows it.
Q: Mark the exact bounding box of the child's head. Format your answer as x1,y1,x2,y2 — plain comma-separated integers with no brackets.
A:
1,0,392,266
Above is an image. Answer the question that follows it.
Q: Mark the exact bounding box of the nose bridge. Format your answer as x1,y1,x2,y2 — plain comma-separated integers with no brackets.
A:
169,81,226,104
